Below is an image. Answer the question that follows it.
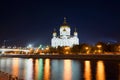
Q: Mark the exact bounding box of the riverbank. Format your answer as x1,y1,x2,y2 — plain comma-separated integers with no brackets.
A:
0,54,120,60
0,71,23,80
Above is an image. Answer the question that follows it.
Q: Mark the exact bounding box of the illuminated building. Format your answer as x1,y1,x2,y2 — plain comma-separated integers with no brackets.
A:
51,17,79,48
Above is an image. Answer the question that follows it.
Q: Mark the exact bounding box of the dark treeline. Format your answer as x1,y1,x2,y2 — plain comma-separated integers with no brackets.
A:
48,42,120,54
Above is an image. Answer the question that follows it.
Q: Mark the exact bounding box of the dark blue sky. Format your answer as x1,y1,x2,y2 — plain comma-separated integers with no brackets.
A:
0,0,120,46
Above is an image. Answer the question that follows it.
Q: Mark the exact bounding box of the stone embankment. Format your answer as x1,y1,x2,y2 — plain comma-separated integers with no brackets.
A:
0,54,120,60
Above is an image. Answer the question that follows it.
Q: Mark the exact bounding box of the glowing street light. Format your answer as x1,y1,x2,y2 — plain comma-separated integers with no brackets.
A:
27,44,33,48
64,46,70,50
64,46,71,54
34,48,39,53
85,47,89,54
38,45,42,49
85,47,89,50
96,45,102,53
45,46,49,51
97,45,102,48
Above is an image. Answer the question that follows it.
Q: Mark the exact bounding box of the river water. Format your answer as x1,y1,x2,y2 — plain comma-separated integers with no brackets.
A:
0,58,120,80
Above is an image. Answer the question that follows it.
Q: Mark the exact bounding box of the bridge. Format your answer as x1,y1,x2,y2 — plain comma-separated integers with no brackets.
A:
0,48,30,54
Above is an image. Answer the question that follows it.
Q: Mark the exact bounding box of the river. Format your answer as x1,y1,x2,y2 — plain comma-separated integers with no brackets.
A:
0,58,120,80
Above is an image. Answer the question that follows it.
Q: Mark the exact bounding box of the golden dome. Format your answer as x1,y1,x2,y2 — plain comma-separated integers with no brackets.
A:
60,17,70,28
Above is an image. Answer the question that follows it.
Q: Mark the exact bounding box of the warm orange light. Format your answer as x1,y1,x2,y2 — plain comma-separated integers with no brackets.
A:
44,59,50,80
96,61,105,80
98,50,102,53
64,46,70,50
63,60,72,80
96,45,102,53
97,45,102,48
46,47,49,50
64,46,71,54
35,48,39,53
84,61,91,80
118,46,120,52
45,46,49,50
65,51,69,54
12,58,19,77
85,47,90,54
85,47,89,50
35,59,39,80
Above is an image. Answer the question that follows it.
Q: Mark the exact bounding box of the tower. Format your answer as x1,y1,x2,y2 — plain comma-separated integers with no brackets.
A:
60,17,71,37
74,28,78,37
53,28,57,37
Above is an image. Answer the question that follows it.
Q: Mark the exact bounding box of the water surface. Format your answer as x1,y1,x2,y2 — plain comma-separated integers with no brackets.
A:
0,58,120,80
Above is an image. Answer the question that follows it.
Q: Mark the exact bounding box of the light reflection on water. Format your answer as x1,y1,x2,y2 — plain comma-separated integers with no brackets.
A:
0,58,119,80
63,60,72,80
12,58,19,77
38,59,43,80
25,59,33,80
96,61,105,80
84,61,91,80
34,59,39,80
44,59,50,80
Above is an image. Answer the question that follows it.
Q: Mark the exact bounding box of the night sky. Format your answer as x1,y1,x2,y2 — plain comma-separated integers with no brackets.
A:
0,0,120,47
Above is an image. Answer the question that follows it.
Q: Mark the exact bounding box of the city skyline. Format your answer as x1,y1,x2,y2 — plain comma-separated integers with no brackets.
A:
0,0,120,46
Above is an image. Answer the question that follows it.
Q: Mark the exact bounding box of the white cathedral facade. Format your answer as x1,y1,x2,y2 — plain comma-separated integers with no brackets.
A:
51,18,79,48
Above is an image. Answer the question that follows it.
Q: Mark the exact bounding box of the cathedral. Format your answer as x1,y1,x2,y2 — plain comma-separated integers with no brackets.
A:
51,18,79,48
